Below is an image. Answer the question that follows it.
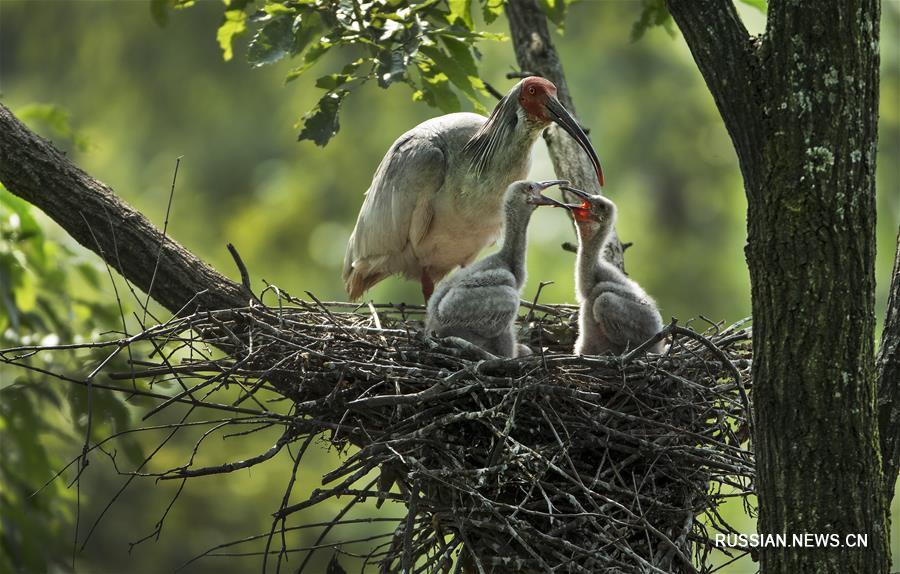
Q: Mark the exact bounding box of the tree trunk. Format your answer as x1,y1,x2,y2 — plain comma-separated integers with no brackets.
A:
504,0,626,270
668,0,890,572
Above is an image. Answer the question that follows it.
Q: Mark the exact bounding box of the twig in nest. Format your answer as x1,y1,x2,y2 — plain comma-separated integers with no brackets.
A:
227,242,262,304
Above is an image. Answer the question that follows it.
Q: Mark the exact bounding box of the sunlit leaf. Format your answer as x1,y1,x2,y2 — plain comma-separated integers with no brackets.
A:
738,0,768,13
415,73,460,113
448,0,473,29
290,11,323,56
481,0,505,25
539,0,569,30
247,14,293,67
263,3,296,16
217,8,248,61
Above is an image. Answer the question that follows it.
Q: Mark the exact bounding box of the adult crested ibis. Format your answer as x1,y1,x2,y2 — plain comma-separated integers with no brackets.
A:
425,180,569,357
564,186,664,355
342,77,604,301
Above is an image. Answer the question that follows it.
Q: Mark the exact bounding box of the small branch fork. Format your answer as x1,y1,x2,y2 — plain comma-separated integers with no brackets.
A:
3,294,755,574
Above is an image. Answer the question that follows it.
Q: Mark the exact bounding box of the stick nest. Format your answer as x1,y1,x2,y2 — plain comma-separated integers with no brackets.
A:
7,295,755,573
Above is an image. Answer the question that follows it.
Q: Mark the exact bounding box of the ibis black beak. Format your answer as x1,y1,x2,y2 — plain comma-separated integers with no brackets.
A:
527,180,570,207
545,97,605,187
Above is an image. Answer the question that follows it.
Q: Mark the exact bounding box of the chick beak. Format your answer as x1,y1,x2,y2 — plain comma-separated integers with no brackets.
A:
559,185,594,203
527,179,570,207
544,97,605,188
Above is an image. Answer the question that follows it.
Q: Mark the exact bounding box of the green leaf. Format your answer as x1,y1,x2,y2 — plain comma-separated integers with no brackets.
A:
217,8,248,61
419,45,486,114
297,89,349,146
441,36,478,77
447,0,473,29
149,0,194,27
413,70,460,114
247,14,293,67
631,0,674,41
315,59,363,90
284,13,328,83
290,11,324,56
375,48,409,88
481,0,505,25
738,0,768,13
263,3,296,16
539,0,569,29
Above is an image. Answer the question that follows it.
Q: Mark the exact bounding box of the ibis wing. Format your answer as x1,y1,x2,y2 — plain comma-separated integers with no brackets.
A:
343,133,446,290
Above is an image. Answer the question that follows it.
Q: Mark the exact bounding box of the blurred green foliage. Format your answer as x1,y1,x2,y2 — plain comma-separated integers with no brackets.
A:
0,112,147,573
0,1,897,573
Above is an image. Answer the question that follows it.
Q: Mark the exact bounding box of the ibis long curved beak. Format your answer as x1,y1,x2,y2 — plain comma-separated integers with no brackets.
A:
545,97,605,187
527,179,570,207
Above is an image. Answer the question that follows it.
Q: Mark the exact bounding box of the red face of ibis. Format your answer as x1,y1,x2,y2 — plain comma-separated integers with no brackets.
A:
518,77,558,122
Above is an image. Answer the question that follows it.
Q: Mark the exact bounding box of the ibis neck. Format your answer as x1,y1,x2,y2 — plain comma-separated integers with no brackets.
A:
575,224,617,296
498,206,534,285
464,102,543,184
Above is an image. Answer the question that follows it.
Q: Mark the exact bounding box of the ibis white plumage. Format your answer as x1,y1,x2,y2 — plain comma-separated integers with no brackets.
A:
342,77,604,301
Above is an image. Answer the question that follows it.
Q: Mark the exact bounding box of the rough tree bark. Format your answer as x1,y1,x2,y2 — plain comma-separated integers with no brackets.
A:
0,104,250,316
504,0,626,270
879,228,900,497
667,0,890,572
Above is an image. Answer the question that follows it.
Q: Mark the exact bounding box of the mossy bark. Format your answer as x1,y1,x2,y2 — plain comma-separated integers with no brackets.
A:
669,0,889,572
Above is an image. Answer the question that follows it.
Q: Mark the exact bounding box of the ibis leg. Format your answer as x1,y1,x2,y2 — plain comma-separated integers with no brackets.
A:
421,272,435,302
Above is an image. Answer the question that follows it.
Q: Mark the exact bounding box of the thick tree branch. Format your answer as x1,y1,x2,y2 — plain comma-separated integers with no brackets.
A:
666,0,766,190
504,0,625,270
879,228,900,496
0,103,249,315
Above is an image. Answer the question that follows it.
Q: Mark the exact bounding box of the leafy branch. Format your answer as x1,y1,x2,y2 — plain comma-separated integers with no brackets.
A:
166,0,519,145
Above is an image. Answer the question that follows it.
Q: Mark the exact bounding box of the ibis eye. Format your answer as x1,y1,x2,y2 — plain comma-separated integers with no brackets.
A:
528,87,536,95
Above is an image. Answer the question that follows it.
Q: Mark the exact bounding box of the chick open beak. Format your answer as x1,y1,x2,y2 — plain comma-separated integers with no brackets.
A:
526,179,570,207
559,185,593,203
545,97,605,187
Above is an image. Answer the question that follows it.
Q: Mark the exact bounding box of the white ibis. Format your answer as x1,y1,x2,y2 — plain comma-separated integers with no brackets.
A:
563,186,663,355
342,77,604,301
424,180,568,357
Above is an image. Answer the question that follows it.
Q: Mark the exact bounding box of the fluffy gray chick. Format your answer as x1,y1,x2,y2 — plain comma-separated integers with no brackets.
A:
425,180,567,357
565,186,664,355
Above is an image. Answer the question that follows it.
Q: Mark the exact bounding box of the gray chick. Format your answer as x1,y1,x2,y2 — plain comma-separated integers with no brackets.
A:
425,180,568,357
564,186,664,355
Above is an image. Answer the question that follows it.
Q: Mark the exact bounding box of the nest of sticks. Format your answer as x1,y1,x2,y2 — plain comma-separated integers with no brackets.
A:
4,291,755,573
